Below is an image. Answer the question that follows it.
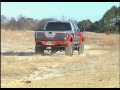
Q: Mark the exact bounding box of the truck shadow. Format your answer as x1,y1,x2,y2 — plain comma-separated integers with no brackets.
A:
1,52,35,56
1,51,76,56
1,51,64,56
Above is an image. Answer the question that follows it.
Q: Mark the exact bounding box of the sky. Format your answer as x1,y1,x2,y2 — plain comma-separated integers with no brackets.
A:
1,2,120,22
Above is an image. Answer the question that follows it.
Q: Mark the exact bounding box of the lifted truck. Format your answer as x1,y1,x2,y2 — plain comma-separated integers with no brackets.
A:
35,20,85,56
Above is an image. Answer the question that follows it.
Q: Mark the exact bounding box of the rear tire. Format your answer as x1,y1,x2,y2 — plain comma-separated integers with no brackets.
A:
78,44,84,55
35,45,44,55
51,47,57,54
65,43,73,56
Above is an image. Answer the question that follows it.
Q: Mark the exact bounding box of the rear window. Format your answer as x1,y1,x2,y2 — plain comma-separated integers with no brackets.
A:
46,22,71,31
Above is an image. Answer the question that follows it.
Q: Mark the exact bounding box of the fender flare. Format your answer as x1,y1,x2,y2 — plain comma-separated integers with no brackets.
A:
67,34,74,46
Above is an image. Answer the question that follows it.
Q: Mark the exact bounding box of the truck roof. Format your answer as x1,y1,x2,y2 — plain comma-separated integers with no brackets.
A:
46,20,77,24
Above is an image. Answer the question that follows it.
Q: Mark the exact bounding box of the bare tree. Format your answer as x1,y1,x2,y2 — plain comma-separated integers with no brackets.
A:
1,15,8,29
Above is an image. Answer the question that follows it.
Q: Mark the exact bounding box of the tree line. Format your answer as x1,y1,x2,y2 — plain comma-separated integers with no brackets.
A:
1,15,55,30
78,6,120,34
1,6,120,34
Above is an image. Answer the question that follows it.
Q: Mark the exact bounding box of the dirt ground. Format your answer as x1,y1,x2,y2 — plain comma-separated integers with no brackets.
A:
1,29,120,88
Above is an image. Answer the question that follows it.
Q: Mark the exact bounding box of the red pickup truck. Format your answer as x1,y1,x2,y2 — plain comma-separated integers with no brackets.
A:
35,21,85,56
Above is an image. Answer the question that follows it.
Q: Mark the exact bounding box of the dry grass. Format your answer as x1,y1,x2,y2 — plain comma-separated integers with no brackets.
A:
85,32,119,49
85,32,119,42
1,56,37,79
1,50,119,88
103,36,119,46
1,29,120,88
1,29,35,52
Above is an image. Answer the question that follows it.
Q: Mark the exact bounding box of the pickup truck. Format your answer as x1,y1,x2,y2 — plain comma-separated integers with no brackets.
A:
35,20,85,56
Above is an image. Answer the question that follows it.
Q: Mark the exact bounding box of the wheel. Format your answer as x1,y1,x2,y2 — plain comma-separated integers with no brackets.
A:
51,47,57,54
78,44,84,55
65,43,73,56
35,45,44,55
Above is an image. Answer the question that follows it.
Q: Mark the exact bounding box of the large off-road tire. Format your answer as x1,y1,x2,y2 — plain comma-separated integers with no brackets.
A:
35,45,44,55
65,43,73,56
78,44,84,55
51,47,57,54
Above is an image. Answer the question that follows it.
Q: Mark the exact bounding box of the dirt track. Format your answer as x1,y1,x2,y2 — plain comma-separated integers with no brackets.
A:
1,30,120,88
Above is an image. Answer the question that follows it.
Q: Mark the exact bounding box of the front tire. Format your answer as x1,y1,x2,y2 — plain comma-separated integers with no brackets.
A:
65,43,73,56
35,45,44,55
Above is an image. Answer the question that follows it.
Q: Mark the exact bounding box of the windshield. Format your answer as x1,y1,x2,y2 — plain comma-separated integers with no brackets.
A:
45,22,71,31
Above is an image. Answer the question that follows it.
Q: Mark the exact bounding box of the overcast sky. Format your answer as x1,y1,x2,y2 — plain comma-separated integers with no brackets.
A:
1,2,120,22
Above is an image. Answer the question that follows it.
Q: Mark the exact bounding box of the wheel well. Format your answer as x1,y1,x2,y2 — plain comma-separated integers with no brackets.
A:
70,38,73,42
82,38,84,42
